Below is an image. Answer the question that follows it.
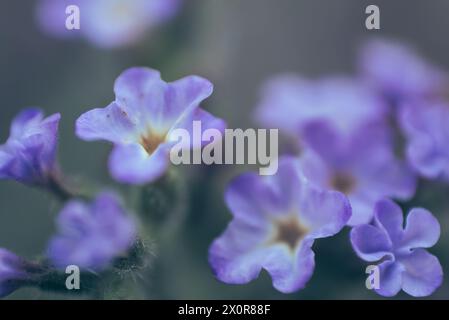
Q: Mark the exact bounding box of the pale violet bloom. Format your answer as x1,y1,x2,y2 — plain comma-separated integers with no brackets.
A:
256,75,387,140
0,108,61,186
358,38,447,101
300,120,416,226
209,157,351,293
47,192,136,271
399,102,449,180
351,199,443,297
76,67,226,184
36,0,181,48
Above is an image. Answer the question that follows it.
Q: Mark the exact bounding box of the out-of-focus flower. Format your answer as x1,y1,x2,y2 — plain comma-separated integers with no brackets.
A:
36,0,181,48
47,192,136,271
300,121,416,226
351,199,442,297
255,75,387,140
399,102,449,180
209,157,351,293
76,67,226,185
358,38,447,102
0,249,30,298
0,108,61,186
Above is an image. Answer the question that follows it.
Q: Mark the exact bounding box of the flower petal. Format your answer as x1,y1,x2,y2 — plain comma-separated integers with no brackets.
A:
375,260,403,297
224,172,282,227
400,208,440,250
0,150,14,179
264,239,316,293
76,102,138,144
9,108,44,138
400,249,443,297
224,157,306,226
165,75,214,124
55,200,92,237
302,121,343,165
346,193,377,226
299,185,351,238
208,219,271,284
113,67,164,126
350,224,392,262
108,142,170,184
373,199,404,246
168,108,226,149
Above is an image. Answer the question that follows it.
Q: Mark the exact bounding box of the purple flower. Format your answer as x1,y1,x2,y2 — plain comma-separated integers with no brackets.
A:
399,102,449,180
351,199,443,297
256,75,387,139
358,38,447,101
300,121,416,226
0,108,61,186
0,249,30,298
36,0,181,48
209,157,351,293
47,192,136,271
76,67,226,185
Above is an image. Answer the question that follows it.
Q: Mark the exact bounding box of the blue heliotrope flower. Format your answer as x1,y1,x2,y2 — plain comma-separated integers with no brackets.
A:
256,75,387,140
209,157,351,293
0,108,61,186
399,102,449,180
76,67,226,185
36,0,181,48
47,192,136,271
358,38,447,101
300,120,416,226
351,199,443,297
0,249,30,298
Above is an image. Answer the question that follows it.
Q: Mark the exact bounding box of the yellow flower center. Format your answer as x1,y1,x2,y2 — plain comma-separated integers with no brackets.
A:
330,172,356,194
270,215,309,251
140,132,166,155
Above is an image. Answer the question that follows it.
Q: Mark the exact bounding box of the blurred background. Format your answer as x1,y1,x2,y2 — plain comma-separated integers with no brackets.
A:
1,0,449,299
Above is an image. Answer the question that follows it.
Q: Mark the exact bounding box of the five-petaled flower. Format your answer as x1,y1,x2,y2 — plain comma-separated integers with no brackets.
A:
76,67,226,185
300,120,416,226
351,199,443,297
47,192,136,271
0,108,61,186
209,157,351,293
36,0,181,48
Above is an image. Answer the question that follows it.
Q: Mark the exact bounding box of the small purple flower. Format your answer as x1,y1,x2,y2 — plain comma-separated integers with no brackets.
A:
209,157,351,293
358,38,447,101
0,108,61,186
76,67,226,185
36,0,181,48
0,249,30,298
256,75,387,139
399,102,449,180
300,121,416,226
351,199,443,297
47,192,136,271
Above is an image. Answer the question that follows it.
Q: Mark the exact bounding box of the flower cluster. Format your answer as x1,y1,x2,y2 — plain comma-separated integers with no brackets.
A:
0,67,225,298
210,38,445,297
1,36,447,299
36,0,181,48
